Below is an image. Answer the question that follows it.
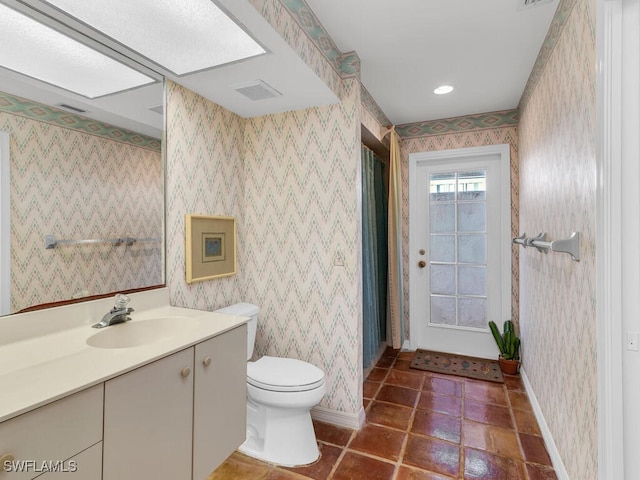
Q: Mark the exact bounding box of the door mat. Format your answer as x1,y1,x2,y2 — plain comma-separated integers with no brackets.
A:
410,349,504,383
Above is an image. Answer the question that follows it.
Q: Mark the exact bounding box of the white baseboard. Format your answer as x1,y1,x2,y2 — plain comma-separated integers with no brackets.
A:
520,367,569,480
311,405,365,430
402,339,412,351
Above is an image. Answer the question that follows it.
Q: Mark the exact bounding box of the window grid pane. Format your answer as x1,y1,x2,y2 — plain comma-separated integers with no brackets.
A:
428,170,487,328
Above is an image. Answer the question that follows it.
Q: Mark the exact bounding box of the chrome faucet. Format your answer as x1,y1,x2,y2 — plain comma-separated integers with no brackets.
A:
92,294,134,329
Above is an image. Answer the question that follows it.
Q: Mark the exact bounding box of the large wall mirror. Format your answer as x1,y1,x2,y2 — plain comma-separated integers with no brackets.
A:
0,2,165,315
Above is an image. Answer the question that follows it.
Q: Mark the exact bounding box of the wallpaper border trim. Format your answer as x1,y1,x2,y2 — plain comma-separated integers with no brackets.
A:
0,91,161,151
361,84,392,129
341,51,361,78
518,0,578,111
279,0,342,73
278,0,393,127
396,109,519,138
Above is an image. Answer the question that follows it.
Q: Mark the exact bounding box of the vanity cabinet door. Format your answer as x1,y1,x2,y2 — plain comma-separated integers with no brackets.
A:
36,442,102,480
0,385,103,480
103,347,194,480
193,324,247,480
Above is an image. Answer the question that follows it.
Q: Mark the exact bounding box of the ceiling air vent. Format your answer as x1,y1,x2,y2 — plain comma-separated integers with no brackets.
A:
233,80,281,101
56,103,87,114
517,0,554,10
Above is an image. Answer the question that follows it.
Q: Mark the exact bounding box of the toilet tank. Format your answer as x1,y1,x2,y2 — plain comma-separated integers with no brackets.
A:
214,303,259,361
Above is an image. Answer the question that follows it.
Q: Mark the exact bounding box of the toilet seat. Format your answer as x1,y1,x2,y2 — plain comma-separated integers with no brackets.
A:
247,356,325,392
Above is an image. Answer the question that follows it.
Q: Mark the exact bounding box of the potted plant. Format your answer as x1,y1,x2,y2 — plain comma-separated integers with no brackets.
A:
488,320,520,374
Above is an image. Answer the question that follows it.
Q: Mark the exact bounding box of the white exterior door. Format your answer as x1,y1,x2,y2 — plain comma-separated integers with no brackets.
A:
409,145,511,358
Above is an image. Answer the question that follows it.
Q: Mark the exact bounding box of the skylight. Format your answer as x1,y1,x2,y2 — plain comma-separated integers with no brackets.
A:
0,3,155,99
43,0,267,75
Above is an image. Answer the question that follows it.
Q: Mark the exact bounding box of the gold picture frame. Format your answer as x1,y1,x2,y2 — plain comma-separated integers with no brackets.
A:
185,214,236,283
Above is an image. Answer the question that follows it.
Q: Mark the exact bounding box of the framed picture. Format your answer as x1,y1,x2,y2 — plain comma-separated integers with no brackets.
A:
185,214,236,283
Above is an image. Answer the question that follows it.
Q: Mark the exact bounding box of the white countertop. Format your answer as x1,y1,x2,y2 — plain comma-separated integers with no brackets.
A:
0,288,247,423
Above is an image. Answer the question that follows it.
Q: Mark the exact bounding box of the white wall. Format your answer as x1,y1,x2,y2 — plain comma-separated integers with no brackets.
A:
0,131,9,316
619,3,640,476
597,0,640,478
619,0,638,477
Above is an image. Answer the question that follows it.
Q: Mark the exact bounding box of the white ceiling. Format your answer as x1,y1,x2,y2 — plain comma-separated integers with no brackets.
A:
304,0,559,125
0,0,559,136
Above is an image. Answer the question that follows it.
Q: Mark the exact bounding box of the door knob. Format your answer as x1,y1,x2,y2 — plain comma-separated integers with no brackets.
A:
418,260,426,268
202,356,212,367
181,367,191,378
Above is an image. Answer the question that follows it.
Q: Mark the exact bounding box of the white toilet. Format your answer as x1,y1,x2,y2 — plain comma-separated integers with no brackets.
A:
215,303,326,467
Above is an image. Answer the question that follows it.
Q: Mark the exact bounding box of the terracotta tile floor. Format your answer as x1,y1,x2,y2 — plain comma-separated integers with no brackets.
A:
209,348,557,480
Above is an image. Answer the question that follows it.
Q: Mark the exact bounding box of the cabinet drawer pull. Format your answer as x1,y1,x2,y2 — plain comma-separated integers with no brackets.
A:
181,367,191,378
1,454,15,471
202,356,212,367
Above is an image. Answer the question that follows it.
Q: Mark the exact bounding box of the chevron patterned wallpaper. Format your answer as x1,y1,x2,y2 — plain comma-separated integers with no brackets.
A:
165,80,245,312
163,1,364,416
243,78,361,414
518,0,597,477
165,77,362,416
2,103,162,313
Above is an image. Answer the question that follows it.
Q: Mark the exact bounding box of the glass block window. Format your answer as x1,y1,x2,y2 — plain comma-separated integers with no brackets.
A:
428,170,487,329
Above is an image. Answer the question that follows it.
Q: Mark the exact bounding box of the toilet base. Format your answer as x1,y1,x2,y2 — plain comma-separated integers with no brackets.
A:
240,390,323,467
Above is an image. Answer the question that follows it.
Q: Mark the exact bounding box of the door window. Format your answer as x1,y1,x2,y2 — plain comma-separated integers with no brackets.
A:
429,170,487,329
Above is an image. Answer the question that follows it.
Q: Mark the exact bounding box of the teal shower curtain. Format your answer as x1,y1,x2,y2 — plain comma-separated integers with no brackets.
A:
362,145,388,369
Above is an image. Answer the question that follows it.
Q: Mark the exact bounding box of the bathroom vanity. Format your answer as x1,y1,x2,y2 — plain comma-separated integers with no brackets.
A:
0,288,247,480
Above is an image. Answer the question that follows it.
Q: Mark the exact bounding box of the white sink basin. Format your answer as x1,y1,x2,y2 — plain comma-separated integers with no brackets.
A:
87,317,200,349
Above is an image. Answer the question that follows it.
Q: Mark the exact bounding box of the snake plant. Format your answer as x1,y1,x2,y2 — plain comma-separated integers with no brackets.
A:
488,320,520,361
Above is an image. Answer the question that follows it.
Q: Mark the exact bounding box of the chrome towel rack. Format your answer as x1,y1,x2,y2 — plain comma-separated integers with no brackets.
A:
45,234,161,249
512,232,581,262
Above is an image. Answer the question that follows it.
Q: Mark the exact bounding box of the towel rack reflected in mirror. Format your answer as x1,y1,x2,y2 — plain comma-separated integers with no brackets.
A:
45,234,161,249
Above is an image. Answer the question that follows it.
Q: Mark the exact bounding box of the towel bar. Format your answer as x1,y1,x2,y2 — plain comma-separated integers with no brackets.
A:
512,232,580,262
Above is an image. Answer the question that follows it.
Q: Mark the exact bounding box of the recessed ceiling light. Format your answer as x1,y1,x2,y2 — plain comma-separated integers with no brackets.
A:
43,0,267,75
0,3,155,99
434,85,454,95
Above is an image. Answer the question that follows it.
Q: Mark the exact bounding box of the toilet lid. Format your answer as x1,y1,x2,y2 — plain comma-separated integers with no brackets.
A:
247,356,325,392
